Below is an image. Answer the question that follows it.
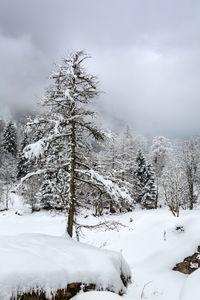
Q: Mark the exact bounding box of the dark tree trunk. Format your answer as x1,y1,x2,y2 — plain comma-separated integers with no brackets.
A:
189,182,194,210
67,121,76,237
109,200,116,214
155,178,158,209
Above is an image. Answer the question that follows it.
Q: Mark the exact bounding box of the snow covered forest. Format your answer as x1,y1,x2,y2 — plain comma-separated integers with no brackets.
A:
1,49,200,300
1,51,200,224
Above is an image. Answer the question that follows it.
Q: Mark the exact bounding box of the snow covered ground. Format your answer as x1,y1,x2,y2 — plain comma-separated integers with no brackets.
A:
0,233,130,300
0,196,200,300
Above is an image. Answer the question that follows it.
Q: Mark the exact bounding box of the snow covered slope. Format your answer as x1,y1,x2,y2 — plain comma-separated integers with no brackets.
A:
180,268,200,300
78,209,200,300
0,233,131,300
0,208,200,300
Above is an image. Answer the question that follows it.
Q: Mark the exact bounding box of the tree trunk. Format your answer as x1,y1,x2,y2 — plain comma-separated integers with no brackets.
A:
109,200,116,214
5,184,9,210
189,182,194,210
155,178,158,209
67,121,76,237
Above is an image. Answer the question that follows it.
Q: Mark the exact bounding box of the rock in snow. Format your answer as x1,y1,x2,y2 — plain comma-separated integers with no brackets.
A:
0,233,131,300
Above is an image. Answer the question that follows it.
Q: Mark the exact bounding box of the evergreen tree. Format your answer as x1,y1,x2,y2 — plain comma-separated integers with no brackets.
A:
0,153,17,209
142,164,157,209
3,122,17,157
134,151,156,209
17,130,30,179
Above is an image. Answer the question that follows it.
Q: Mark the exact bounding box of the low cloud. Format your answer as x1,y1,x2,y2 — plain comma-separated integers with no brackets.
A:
1,0,200,140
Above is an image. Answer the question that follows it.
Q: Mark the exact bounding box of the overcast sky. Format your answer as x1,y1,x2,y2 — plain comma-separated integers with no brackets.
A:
0,0,200,139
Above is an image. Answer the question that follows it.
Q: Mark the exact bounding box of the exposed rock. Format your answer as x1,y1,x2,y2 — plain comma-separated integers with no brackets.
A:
15,283,96,300
175,226,184,232
13,274,131,300
173,246,200,274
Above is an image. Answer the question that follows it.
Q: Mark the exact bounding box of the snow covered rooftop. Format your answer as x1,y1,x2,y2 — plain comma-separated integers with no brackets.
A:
0,233,131,300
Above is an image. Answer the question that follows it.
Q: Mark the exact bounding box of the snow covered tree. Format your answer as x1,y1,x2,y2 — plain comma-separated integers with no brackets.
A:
17,130,30,179
161,158,188,217
179,136,200,210
150,136,172,208
150,136,172,178
21,176,41,213
0,122,17,208
117,125,136,183
0,153,17,209
42,51,103,237
134,151,156,209
3,122,17,158
95,128,135,213
21,51,131,237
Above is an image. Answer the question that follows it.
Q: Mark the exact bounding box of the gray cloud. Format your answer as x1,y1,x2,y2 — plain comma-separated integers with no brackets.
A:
0,0,200,140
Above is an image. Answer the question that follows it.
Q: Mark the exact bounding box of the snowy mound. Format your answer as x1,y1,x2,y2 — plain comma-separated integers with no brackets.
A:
181,268,200,300
0,233,131,300
72,291,122,300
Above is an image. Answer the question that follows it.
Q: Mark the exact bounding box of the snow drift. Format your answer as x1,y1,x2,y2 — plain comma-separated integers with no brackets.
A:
181,268,200,300
0,233,131,300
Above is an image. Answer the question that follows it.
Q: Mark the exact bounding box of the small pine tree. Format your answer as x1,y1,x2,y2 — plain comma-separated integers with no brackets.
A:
17,131,30,179
134,151,156,209
0,153,17,209
3,122,17,157
141,164,156,209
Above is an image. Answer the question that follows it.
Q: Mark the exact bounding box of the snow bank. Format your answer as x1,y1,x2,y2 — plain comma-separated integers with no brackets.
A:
0,233,131,300
72,291,123,300
78,209,200,300
181,268,200,300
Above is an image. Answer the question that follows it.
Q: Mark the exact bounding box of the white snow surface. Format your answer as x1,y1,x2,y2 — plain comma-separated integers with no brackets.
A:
24,140,45,159
72,291,122,300
0,233,130,300
0,194,200,300
180,268,200,300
